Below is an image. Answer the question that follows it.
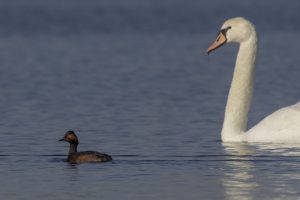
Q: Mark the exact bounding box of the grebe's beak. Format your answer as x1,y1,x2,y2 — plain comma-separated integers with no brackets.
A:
58,138,65,142
207,29,227,54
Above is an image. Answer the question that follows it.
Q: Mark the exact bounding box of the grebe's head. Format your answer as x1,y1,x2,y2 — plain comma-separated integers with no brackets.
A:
207,17,256,54
59,130,79,144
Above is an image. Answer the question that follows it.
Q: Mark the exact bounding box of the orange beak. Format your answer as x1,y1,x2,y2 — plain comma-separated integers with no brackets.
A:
206,31,227,54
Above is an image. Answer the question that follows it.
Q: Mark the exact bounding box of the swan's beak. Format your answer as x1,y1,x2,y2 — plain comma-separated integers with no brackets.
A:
206,31,227,54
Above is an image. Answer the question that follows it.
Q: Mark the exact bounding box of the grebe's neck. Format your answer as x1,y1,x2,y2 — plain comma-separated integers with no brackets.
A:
68,143,78,154
221,32,258,142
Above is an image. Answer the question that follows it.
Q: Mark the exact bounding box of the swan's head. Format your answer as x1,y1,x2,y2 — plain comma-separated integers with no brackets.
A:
207,17,256,54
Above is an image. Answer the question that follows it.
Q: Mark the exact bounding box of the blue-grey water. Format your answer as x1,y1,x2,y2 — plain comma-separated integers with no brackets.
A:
1,0,300,199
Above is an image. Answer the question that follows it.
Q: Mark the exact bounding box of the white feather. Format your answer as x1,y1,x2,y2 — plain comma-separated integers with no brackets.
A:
212,17,300,143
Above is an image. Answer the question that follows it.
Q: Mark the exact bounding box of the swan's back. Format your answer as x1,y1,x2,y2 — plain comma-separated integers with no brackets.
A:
246,102,300,143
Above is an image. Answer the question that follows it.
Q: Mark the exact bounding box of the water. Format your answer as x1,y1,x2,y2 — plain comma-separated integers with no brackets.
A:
0,0,300,199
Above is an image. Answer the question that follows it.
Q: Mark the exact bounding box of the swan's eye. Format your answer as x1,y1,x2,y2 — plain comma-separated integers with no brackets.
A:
219,26,231,37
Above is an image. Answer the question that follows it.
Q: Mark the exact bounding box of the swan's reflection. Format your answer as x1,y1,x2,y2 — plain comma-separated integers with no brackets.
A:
222,143,258,200
221,143,300,200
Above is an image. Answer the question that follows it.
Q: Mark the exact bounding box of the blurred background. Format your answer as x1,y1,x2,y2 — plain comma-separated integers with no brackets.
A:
0,0,299,35
0,0,300,199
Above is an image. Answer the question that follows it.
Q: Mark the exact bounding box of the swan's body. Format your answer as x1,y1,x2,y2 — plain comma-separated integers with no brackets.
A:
207,17,300,143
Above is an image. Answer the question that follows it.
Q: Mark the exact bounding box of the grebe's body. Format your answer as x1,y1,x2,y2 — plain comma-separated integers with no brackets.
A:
59,131,112,164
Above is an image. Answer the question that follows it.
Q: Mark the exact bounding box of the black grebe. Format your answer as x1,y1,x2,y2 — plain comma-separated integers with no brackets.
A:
58,130,112,164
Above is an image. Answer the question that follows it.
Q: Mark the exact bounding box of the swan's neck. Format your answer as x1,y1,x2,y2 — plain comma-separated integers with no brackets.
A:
68,143,78,154
221,34,258,142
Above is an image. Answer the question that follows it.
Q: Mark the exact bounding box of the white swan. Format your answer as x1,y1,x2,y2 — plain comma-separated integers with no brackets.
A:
207,17,300,143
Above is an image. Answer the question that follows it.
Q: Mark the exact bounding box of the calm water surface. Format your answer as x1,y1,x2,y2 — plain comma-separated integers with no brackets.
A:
1,0,300,199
